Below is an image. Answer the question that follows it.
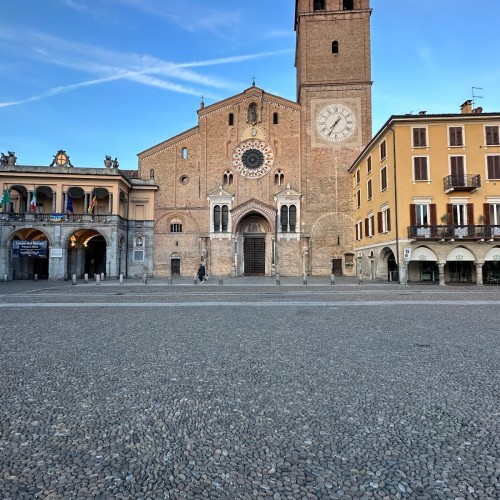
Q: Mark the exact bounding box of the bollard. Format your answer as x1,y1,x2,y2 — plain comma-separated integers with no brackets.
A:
101,273,105,281
276,273,280,285
303,273,308,286
330,274,335,285
64,274,68,281
142,273,148,285
96,275,101,285
33,274,38,281
167,275,172,285
4,274,8,282
94,274,97,281
194,274,198,285
119,274,124,285
358,275,363,285
72,274,77,285
84,273,89,284
218,276,223,285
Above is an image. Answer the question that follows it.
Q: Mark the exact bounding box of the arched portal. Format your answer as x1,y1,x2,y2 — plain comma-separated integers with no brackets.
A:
234,214,272,276
67,229,107,278
9,228,49,279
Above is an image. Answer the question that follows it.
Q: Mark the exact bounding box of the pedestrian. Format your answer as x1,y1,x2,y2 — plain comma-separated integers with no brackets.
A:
197,263,206,283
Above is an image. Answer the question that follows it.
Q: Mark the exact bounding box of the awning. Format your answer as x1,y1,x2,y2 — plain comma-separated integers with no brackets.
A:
446,247,475,262
484,247,500,262
411,246,438,262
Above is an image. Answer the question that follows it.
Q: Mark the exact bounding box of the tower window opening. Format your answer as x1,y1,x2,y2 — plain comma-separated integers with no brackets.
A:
273,112,279,125
181,147,188,160
229,113,234,126
343,0,354,10
332,41,339,54
313,0,325,11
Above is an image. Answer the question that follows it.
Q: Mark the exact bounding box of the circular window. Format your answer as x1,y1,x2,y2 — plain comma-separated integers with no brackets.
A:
232,140,274,179
180,175,189,185
241,148,265,170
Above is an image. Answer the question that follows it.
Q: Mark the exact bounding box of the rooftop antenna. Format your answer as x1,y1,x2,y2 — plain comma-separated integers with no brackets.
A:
472,87,483,109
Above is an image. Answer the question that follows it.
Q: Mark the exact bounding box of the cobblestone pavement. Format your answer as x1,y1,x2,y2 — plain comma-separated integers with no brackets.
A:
0,280,499,499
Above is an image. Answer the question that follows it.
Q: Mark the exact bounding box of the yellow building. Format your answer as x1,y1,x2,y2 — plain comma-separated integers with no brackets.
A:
0,151,157,280
349,100,500,285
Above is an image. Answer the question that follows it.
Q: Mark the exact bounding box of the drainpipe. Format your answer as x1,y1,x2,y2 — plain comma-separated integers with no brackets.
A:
387,123,402,284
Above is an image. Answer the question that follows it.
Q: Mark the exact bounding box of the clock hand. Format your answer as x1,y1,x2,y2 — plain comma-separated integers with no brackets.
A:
328,116,341,136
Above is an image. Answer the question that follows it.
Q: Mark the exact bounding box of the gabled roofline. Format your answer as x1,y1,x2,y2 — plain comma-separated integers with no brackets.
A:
198,86,300,117
137,126,198,158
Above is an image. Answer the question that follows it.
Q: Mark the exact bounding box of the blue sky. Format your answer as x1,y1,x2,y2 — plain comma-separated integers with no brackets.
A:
1,0,500,169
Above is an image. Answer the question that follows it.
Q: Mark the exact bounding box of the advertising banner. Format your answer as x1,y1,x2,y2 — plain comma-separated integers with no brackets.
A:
12,240,48,258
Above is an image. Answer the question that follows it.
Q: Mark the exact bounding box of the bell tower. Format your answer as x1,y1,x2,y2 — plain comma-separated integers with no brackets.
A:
295,0,373,275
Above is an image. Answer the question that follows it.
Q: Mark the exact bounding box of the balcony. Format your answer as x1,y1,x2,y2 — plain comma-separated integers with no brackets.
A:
408,225,500,241
443,174,481,193
0,212,125,226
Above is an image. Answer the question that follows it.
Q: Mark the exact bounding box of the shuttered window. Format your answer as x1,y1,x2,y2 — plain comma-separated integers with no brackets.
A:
449,126,464,146
413,157,428,181
485,126,500,145
487,156,500,179
413,127,427,147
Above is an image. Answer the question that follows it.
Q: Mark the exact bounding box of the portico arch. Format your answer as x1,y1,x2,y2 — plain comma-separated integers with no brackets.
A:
7,228,49,279
66,229,108,278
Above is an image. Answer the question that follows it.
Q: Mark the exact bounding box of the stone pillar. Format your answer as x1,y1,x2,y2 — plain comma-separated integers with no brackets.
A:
52,193,57,212
438,263,445,286
475,263,484,285
108,193,113,214
84,193,89,213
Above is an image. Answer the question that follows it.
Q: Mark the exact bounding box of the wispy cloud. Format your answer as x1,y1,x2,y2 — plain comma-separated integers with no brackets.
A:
0,28,290,108
63,0,241,35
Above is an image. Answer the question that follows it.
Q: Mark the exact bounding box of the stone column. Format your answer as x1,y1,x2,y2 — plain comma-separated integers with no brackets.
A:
438,263,445,286
108,193,113,215
84,193,89,213
52,192,57,212
475,263,484,286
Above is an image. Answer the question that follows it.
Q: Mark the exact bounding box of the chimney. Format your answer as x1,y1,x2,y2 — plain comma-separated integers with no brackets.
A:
460,100,473,114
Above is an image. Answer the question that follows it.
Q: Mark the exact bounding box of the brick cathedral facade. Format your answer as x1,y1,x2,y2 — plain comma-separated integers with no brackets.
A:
138,0,372,277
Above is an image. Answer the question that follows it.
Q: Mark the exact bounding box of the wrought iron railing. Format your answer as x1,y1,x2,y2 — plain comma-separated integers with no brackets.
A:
408,225,500,240
443,174,481,191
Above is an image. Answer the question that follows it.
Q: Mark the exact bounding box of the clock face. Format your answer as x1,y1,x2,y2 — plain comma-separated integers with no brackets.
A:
316,104,356,142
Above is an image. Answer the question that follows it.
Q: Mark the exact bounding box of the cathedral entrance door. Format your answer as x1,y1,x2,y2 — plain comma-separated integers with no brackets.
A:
244,237,265,276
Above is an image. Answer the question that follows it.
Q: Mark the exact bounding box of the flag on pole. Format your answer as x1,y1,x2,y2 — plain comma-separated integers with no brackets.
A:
30,191,37,212
66,192,74,213
88,195,96,214
0,189,11,208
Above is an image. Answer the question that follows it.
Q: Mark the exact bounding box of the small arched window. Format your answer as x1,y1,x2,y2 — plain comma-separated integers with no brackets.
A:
332,41,339,54
248,103,258,124
273,112,279,125
274,170,285,186
223,170,233,186
181,147,188,160
228,113,234,126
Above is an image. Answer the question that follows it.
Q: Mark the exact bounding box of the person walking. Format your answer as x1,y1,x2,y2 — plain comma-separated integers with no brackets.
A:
197,263,206,283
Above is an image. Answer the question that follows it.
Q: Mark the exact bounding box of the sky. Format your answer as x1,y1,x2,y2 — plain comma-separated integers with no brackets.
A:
1,0,500,169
